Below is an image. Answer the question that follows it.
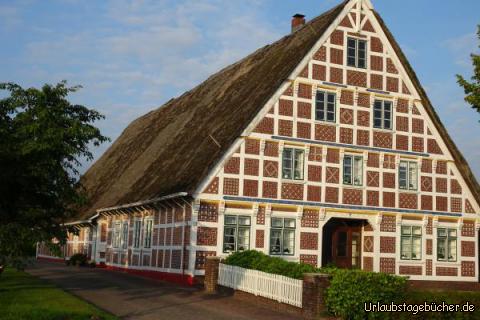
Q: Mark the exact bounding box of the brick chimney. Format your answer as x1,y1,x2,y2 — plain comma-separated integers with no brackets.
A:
291,14,306,33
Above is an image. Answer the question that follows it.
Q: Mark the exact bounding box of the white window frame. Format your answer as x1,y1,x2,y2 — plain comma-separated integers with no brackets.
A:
399,161,418,191
373,100,393,130
437,228,457,262
133,220,142,249
400,226,422,260
347,37,367,69
121,222,129,249
315,91,336,123
144,219,153,249
223,215,251,253
282,148,305,180
113,222,121,248
343,154,363,186
269,217,296,256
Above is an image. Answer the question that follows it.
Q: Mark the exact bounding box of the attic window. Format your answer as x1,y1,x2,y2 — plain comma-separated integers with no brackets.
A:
347,37,367,68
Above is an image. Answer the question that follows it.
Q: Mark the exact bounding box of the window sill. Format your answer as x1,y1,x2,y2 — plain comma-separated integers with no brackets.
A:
436,261,460,267
399,260,423,265
343,184,364,189
281,179,307,185
373,128,395,134
313,120,338,126
398,189,419,194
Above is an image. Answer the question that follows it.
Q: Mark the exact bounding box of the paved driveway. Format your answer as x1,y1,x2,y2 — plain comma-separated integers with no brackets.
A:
27,261,303,320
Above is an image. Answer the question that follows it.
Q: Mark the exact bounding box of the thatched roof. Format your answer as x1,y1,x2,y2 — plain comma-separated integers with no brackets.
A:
76,1,348,220
75,0,479,221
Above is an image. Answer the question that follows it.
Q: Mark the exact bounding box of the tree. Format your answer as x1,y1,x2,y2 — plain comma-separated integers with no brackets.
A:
0,81,109,267
457,25,480,115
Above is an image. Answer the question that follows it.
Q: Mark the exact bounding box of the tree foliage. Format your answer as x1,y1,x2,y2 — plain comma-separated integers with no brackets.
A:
457,25,480,115
0,81,109,266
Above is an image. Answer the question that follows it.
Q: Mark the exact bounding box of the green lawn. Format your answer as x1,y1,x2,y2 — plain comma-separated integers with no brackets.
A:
0,268,117,320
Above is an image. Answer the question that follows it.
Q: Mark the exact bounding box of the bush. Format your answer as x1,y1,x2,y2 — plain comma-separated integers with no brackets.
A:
68,253,88,267
224,250,318,279
325,269,407,320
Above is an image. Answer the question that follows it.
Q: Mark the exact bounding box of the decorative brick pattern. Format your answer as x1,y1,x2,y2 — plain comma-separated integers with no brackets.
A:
357,110,370,127
223,178,239,195
313,46,327,61
224,157,240,174
367,171,380,187
244,158,259,176
300,255,318,267
465,199,475,214
421,176,433,192
380,258,395,274
371,37,383,53
198,202,218,222
396,134,408,150
412,118,424,134
255,230,264,248
197,227,217,246
308,146,322,162
357,129,370,146
307,185,321,202
386,58,398,74
370,74,383,90
357,93,370,107
436,267,458,277
263,160,278,178
204,177,219,194
436,196,448,211
299,66,309,78
450,180,462,194
297,122,311,139
451,198,462,213
347,70,367,87
243,179,258,197
279,99,293,116
297,102,312,119
426,217,433,235
363,256,373,272
330,67,343,84
262,181,278,199
245,139,260,155
399,193,418,209
364,236,374,252
343,188,363,205
426,259,433,276
281,183,303,200
426,239,433,255
254,117,274,134
373,131,393,149
264,141,278,157
396,99,409,113
462,221,475,237
340,90,354,105
301,209,319,228
330,29,344,45
367,190,379,206
383,154,396,169
312,64,326,81
278,119,293,137
436,161,447,174
367,153,380,168
195,251,216,270
315,124,336,142
371,55,383,72
330,48,343,65
422,159,432,173
386,77,399,92
380,215,396,232
396,116,408,132
297,83,312,99
380,236,396,253
325,187,339,203
427,139,443,155
256,206,265,225
325,167,339,184
300,232,318,250
461,261,475,277
461,241,475,257
412,137,424,152
326,148,340,164
383,172,395,188
308,165,322,182
399,266,422,276
340,108,354,124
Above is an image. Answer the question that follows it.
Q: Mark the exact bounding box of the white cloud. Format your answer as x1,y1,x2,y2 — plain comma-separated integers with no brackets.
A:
443,32,478,68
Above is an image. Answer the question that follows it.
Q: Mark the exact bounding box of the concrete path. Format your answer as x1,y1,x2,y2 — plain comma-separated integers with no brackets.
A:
27,261,303,320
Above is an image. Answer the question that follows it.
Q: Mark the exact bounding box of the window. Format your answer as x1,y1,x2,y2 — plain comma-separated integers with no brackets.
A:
113,222,121,248
121,222,129,249
282,148,304,180
133,220,141,248
144,220,153,249
401,226,422,260
270,218,296,256
437,228,457,262
373,100,392,130
399,161,418,191
315,91,336,122
223,215,251,253
347,37,367,68
343,155,363,186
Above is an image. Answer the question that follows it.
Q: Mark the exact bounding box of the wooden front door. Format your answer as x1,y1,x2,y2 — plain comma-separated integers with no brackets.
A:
332,226,361,269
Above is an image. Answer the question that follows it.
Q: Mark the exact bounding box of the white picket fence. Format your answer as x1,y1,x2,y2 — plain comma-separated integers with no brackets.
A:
218,263,303,307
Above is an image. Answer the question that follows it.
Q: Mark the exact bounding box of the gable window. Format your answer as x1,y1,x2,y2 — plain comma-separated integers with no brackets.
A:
270,218,295,256
144,219,153,249
437,228,457,262
223,215,251,253
315,91,336,122
347,37,367,68
373,100,392,130
401,226,422,260
399,161,418,191
282,148,304,180
343,155,363,186
133,220,141,248
121,222,129,249
113,222,121,248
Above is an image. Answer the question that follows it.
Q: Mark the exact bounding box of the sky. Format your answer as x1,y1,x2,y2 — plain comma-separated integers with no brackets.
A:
1,0,479,178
